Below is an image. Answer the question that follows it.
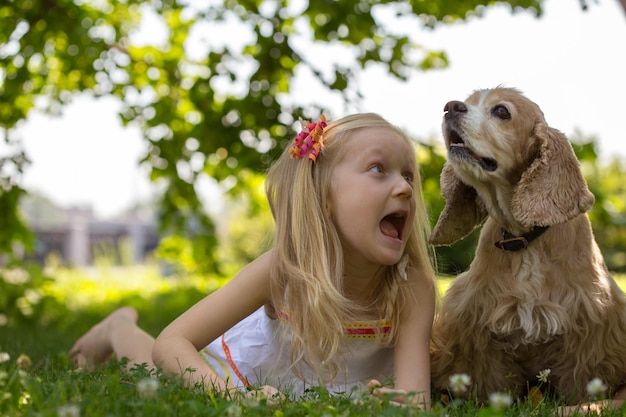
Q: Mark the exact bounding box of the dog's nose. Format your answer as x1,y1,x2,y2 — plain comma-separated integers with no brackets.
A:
444,101,467,118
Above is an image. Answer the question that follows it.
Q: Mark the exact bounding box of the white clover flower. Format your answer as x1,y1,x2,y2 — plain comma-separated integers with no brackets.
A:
242,397,260,408
489,392,513,410
536,368,551,384
225,404,243,417
136,377,159,398
2,268,29,284
586,377,608,397
0,352,10,364
16,353,32,369
448,373,472,395
57,404,81,417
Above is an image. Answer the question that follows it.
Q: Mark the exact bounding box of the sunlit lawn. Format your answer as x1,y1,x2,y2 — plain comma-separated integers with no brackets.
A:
1,265,219,357
2,265,626,416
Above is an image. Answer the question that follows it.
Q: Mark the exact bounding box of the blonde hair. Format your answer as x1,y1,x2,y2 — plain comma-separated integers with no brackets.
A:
265,113,435,381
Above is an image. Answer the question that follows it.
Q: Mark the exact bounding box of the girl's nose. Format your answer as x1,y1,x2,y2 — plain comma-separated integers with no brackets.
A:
394,175,413,198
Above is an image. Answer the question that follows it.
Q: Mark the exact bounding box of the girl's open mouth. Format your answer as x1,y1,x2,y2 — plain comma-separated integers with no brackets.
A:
380,213,406,240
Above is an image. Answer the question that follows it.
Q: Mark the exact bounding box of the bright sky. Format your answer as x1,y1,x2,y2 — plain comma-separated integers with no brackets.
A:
10,0,626,219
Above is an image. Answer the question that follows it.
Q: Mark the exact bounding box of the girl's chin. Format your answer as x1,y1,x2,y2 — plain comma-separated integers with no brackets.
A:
377,250,406,267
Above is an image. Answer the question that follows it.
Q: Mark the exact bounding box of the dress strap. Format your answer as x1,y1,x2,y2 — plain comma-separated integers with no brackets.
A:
221,334,252,390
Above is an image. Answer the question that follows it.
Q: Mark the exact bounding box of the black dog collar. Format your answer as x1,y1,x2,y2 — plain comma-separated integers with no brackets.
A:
495,226,550,252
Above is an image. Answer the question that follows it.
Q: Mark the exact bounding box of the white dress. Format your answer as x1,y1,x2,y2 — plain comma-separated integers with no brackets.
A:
199,307,394,396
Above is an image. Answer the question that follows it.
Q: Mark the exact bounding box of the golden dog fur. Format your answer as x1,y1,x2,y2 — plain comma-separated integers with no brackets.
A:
429,87,626,404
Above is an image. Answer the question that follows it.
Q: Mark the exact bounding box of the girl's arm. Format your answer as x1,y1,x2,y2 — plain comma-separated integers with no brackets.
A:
370,267,436,409
152,250,275,392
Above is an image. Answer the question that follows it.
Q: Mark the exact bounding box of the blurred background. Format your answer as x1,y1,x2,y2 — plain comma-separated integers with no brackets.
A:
1,0,625,330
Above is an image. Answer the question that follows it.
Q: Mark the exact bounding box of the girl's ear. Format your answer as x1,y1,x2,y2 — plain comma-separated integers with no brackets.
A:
511,123,595,228
429,163,487,246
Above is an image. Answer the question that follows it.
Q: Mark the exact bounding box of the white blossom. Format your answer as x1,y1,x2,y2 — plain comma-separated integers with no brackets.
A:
16,354,32,369
2,268,29,284
225,404,243,417
0,352,10,364
536,368,551,384
448,373,472,395
57,404,81,417
586,377,608,397
136,377,159,398
489,392,513,410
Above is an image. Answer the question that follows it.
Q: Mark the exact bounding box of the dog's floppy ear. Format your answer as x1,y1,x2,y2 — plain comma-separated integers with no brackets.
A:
511,123,595,228
429,163,488,246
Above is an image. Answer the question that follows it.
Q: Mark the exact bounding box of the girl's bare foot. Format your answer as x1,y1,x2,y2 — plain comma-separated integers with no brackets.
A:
69,307,138,370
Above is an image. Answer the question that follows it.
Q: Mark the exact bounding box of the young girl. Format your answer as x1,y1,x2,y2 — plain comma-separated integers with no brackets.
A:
69,113,437,407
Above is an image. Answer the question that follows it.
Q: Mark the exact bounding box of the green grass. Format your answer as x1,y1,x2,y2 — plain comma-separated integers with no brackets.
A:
1,266,626,416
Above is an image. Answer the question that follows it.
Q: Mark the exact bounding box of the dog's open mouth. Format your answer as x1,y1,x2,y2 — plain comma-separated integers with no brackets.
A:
380,213,406,240
447,129,498,172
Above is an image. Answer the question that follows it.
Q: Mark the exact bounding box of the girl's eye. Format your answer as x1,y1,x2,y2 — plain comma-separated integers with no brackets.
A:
369,165,383,174
403,172,414,184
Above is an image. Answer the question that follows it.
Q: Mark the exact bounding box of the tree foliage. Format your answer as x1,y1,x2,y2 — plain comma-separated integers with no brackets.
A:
573,134,626,273
2,0,576,271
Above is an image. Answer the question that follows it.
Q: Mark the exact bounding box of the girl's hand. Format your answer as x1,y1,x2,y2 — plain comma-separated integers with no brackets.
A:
368,379,408,405
368,379,428,409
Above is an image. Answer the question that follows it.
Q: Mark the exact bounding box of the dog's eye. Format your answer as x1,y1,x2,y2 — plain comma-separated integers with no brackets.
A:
491,104,511,120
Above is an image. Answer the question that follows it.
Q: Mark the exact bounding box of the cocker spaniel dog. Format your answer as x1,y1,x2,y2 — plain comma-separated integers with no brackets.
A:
429,87,626,404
